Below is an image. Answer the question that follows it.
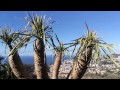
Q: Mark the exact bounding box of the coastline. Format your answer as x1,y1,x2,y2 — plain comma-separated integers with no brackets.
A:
3,55,120,79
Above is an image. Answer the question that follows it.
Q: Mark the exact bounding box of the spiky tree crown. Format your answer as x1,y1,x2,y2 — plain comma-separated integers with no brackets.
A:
69,23,115,63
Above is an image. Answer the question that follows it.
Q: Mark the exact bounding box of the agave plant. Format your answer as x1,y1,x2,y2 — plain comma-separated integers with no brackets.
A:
68,23,115,79
50,34,69,79
25,13,54,79
0,26,32,79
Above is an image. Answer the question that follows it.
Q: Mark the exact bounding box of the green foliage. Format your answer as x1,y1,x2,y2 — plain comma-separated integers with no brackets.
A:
0,26,23,47
8,35,32,56
0,61,16,79
69,23,115,64
26,13,54,47
8,13,55,59
50,33,70,59
0,26,31,63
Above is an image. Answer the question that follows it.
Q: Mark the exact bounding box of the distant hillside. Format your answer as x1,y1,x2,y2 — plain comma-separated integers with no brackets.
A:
111,54,120,58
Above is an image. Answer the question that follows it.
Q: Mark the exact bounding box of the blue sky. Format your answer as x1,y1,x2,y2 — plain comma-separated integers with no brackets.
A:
0,11,120,56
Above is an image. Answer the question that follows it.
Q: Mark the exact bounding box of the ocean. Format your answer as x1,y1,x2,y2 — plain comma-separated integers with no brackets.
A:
3,55,73,65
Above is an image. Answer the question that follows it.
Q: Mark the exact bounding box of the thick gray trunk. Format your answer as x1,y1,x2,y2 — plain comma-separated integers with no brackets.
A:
70,47,93,79
52,52,62,79
34,39,49,79
9,52,32,79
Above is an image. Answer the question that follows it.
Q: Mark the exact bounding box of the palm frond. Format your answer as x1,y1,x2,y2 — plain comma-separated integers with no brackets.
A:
26,13,54,50
70,23,116,67
0,26,26,51
8,35,32,56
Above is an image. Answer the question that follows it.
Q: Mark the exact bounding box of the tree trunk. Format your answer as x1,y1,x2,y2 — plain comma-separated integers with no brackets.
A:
34,39,49,79
8,50,32,79
52,52,62,79
70,47,93,79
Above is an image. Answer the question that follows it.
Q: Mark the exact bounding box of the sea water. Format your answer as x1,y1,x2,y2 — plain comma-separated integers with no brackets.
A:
3,55,73,65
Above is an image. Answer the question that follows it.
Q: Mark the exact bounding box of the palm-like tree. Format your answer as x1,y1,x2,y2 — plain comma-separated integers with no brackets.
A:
25,13,54,79
0,26,32,79
50,34,69,79
69,24,115,79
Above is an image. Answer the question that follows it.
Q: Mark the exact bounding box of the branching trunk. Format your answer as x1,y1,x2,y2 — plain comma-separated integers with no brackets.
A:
52,52,62,79
8,46,32,79
70,47,93,79
34,39,49,79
